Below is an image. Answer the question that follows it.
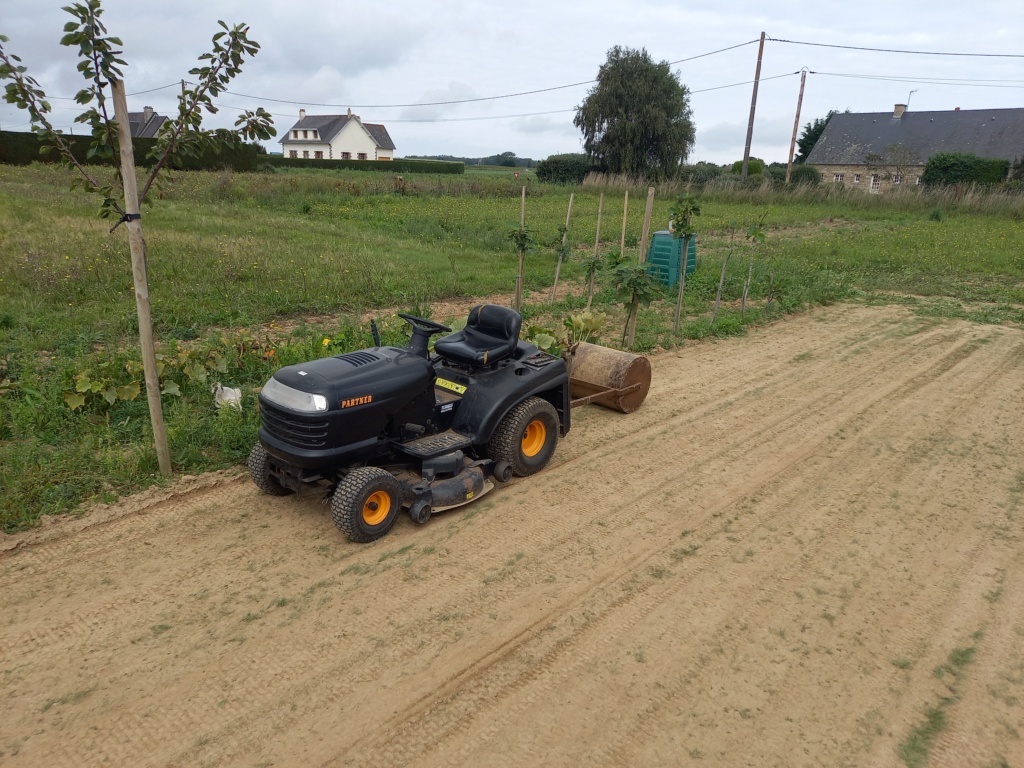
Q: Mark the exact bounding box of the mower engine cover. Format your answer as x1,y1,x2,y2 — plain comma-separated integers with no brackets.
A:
258,346,436,468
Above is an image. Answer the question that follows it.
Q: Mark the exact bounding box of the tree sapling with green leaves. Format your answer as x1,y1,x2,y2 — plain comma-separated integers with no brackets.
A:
668,193,700,334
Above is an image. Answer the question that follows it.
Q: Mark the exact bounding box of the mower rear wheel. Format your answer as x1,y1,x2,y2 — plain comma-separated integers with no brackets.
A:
486,396,559,477
248,443,294,497
331,467,403,543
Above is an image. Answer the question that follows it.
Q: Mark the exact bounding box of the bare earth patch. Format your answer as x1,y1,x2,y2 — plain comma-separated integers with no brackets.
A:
2,304,1022,767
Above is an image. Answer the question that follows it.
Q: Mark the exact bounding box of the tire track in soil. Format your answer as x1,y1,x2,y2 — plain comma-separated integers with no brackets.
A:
3,306,1024,768
333,322,1021,768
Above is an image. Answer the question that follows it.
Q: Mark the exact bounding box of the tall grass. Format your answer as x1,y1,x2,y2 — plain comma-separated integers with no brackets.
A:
1,163,1023,530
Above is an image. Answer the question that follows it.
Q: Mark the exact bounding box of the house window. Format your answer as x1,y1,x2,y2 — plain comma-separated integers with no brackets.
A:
853,174,861,183
892,175,902,185
833,173,844,183
870,174,881,192
342,152,351,160
303,150,309,158
302,130,308,139
915,176,922,186
289,150,297,158
358,153,368,160
292,130,298,139
314,151,323,159
312,131,318,139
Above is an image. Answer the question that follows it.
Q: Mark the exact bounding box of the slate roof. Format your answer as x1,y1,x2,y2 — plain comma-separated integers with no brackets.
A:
806,107,1024,166
281,114,396,151
127,109,167,139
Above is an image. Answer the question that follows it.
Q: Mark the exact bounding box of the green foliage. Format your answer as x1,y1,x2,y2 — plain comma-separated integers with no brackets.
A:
563,310,607,346
574,45,695,180
795,111,838,163
0,0,276,217
668,193,701,238
678,162,723,185
922,152,1009,186
730,158,765,175
0,129,261,171
790,164,821,185
535,154,592,184
264,156,465,174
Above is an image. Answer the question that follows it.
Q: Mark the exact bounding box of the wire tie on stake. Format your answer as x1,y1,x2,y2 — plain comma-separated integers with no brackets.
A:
109,212,141,233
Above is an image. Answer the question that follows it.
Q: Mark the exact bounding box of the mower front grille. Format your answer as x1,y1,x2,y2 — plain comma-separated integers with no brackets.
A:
260,404,330,448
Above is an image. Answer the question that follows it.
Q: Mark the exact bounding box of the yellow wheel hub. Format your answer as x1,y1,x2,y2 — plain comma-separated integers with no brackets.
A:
521,419,547,458
362,490,392,526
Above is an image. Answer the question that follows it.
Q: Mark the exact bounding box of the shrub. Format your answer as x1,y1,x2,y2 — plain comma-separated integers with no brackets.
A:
730,157,765,175
535,154,592,185
922,152,1009,186
262,156,464,174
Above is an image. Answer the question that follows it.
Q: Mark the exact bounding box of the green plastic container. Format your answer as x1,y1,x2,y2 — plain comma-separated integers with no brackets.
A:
646,230,696,288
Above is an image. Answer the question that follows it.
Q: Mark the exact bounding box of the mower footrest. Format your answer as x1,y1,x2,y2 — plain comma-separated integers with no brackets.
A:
398,430,473,459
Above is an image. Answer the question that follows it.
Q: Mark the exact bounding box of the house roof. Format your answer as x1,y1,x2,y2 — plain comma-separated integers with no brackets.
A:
806,107,1024,166
127,108,167,139
281,114,396,151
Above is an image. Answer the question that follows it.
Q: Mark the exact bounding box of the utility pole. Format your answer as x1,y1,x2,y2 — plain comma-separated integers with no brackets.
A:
741,31,766,178
785,68,808,184
112,80,172,477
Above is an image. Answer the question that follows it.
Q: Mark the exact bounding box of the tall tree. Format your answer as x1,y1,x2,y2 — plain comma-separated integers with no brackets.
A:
574,46,694,180
795,110,838,164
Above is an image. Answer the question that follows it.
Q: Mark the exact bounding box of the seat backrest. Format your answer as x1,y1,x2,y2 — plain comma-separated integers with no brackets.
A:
466,304,522,344
433,304,523,367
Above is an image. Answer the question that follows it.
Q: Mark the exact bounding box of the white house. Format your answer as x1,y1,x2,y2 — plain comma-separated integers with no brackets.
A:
280,108,395,161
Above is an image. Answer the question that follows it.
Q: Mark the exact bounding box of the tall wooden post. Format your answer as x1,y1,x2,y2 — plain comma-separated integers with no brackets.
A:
112,80,172,476
785,68,808,184
549,191,574,302
637,187,655,264
619,190,629,255
515,185,526,311
587,191,604,309
741,31,766,178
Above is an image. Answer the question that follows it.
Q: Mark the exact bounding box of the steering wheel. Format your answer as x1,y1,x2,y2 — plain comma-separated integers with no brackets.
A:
398,313,452,335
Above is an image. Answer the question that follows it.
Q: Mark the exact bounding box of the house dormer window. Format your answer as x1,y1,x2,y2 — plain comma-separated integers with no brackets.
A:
292,130,298,139
303,130,308,139
312,131,318,139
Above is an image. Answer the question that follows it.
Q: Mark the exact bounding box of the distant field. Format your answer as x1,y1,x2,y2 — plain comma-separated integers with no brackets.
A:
1,163,1022,529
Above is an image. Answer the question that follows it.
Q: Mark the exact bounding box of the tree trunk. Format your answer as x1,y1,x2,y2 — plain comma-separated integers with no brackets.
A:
711,251,731,328
741,257,754,320
672,234,691,334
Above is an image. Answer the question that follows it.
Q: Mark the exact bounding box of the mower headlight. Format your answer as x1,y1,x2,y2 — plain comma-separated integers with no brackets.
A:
261,378,329,412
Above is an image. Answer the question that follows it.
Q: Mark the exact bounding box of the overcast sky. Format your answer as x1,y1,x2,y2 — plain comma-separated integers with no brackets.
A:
2,0,1022,165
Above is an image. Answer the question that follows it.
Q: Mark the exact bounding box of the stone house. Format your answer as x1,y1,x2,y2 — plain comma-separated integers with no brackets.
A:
807,105,1024,192
128,106,167,138
280,108,395,161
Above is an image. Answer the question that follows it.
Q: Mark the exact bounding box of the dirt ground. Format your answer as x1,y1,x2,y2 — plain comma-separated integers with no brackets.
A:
2,303,1023,768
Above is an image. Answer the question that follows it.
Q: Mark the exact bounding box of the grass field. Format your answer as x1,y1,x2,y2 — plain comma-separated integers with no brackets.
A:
1,163,1023,530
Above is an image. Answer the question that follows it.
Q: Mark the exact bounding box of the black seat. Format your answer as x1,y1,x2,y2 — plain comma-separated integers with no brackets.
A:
434,304,523,367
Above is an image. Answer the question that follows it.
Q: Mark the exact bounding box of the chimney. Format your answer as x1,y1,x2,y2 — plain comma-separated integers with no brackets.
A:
143,105,153,124
893,103,906,118
347,108,352,118
299,108,306,120
955,107,961,111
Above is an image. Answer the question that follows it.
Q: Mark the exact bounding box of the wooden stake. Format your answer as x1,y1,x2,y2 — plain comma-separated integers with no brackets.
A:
515,185,525,311
637,187,655,264
619,190,629,255
549,191,574,302
112,80,172,477
587,191,604,309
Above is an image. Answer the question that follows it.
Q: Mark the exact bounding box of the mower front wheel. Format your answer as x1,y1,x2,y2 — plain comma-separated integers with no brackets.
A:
248,443,294,497
331,467,403,543
486,397,559,477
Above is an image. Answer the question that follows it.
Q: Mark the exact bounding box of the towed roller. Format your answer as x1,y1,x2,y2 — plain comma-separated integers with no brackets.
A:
568,341,652,414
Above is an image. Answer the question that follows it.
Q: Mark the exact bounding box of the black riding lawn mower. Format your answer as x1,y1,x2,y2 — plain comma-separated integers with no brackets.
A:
249,304,651,542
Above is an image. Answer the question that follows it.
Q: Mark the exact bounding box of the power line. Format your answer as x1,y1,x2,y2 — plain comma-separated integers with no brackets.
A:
217,39,763,110
813,71,1024,89
767,36,1024,58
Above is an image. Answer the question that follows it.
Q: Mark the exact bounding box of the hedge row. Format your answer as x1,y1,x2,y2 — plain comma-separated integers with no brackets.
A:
0,130,260,171
922,152,1010,186
535,154,593,184
262,155,465,174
